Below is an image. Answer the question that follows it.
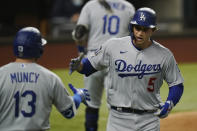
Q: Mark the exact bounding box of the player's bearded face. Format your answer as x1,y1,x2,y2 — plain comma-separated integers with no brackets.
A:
133,25,153,49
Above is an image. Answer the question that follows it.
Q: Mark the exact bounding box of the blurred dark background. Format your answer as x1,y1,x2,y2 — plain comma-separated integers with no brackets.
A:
0,0,197,44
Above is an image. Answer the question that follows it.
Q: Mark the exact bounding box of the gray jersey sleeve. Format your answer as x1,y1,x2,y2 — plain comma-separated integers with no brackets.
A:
162,53,184,87
52,75,75,112
87,39,112,70
77,1,90,28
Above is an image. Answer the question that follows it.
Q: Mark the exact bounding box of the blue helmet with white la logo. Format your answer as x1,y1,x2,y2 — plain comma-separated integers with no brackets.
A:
13,27,47,58
130,7,157,29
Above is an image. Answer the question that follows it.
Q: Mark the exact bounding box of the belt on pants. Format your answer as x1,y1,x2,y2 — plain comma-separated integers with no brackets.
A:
111,106,156,114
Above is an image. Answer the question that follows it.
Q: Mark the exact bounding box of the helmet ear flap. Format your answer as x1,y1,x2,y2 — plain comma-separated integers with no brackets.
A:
39,47,44,57
128,23,134,34
128,23,135,39
128,23,131,34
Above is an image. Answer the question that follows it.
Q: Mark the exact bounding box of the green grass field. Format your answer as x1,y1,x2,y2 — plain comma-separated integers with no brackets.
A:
49,63,197,131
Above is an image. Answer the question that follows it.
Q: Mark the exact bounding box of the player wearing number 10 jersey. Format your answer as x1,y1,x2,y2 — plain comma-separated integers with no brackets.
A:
71,0,135,130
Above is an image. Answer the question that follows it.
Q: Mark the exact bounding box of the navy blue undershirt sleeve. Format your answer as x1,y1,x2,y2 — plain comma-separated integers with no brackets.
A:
77,45,85,53
79,58,97,76
167,83,184,106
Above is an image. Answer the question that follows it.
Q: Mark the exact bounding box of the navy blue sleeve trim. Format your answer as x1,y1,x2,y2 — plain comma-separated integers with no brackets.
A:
167,83,184,106
77,45,85,53
79,58,97,76
61,106,75,119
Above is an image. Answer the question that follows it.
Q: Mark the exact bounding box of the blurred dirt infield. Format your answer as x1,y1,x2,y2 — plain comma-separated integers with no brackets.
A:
0,37,197,131
160,112,197,131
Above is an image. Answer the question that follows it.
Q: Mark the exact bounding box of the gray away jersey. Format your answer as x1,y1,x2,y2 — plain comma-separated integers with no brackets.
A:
0,63,74,131
77,0,135,50
88,36,184,110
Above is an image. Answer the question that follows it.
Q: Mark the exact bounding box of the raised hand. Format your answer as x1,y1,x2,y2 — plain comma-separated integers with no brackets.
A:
68,83,90,106
69,53,84,75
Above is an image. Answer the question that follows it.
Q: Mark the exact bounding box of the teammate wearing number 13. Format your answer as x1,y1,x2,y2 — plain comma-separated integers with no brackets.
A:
70,7,184,131
0,27,90,131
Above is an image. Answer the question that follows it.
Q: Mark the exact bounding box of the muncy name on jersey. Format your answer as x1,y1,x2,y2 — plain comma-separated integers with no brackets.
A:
10,72,40,83
115,60,161,79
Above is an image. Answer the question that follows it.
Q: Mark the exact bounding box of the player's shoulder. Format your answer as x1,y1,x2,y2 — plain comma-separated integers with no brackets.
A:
87,0,97,4
100,36,130,54
83,0,98,8
111,0,135,9
107,35,130,43
120,0,135,8
36,64,64,84
38,65,58,75
0,63,10,73
35,64,61,80
152,40,174,56
0,63,15,72
104,36,130,48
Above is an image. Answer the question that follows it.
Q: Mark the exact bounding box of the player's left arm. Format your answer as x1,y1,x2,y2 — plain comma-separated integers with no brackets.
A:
69,41,110,75
60,84,90,119
167,83,184,106
155,83,184,118
53,75,90,119
155,54,184,118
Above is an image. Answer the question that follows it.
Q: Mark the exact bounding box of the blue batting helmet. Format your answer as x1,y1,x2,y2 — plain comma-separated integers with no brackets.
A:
13,27,47,58
130,7,157,29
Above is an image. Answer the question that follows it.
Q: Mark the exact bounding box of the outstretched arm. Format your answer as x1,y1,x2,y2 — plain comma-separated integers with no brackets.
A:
69,53,84,75
69,55,97,76
68,83,90,108
61,83,90,119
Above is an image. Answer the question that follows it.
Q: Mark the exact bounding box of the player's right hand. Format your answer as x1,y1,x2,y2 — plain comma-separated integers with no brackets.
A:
69,53,84,75
68,83,90,106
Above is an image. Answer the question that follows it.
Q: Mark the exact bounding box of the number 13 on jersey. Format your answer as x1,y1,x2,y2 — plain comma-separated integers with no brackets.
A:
14,90,36,117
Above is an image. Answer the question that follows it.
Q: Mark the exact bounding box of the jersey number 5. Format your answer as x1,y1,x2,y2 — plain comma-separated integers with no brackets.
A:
14,90,36,117
103,15,120,35
147,78,157,92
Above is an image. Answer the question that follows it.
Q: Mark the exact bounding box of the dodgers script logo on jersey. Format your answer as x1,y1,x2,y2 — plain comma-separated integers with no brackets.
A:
115,59,161,79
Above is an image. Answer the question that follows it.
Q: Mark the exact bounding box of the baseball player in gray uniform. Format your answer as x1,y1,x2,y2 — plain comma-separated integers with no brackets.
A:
70,7,184,131
72,0,135,130
0,27,90,131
